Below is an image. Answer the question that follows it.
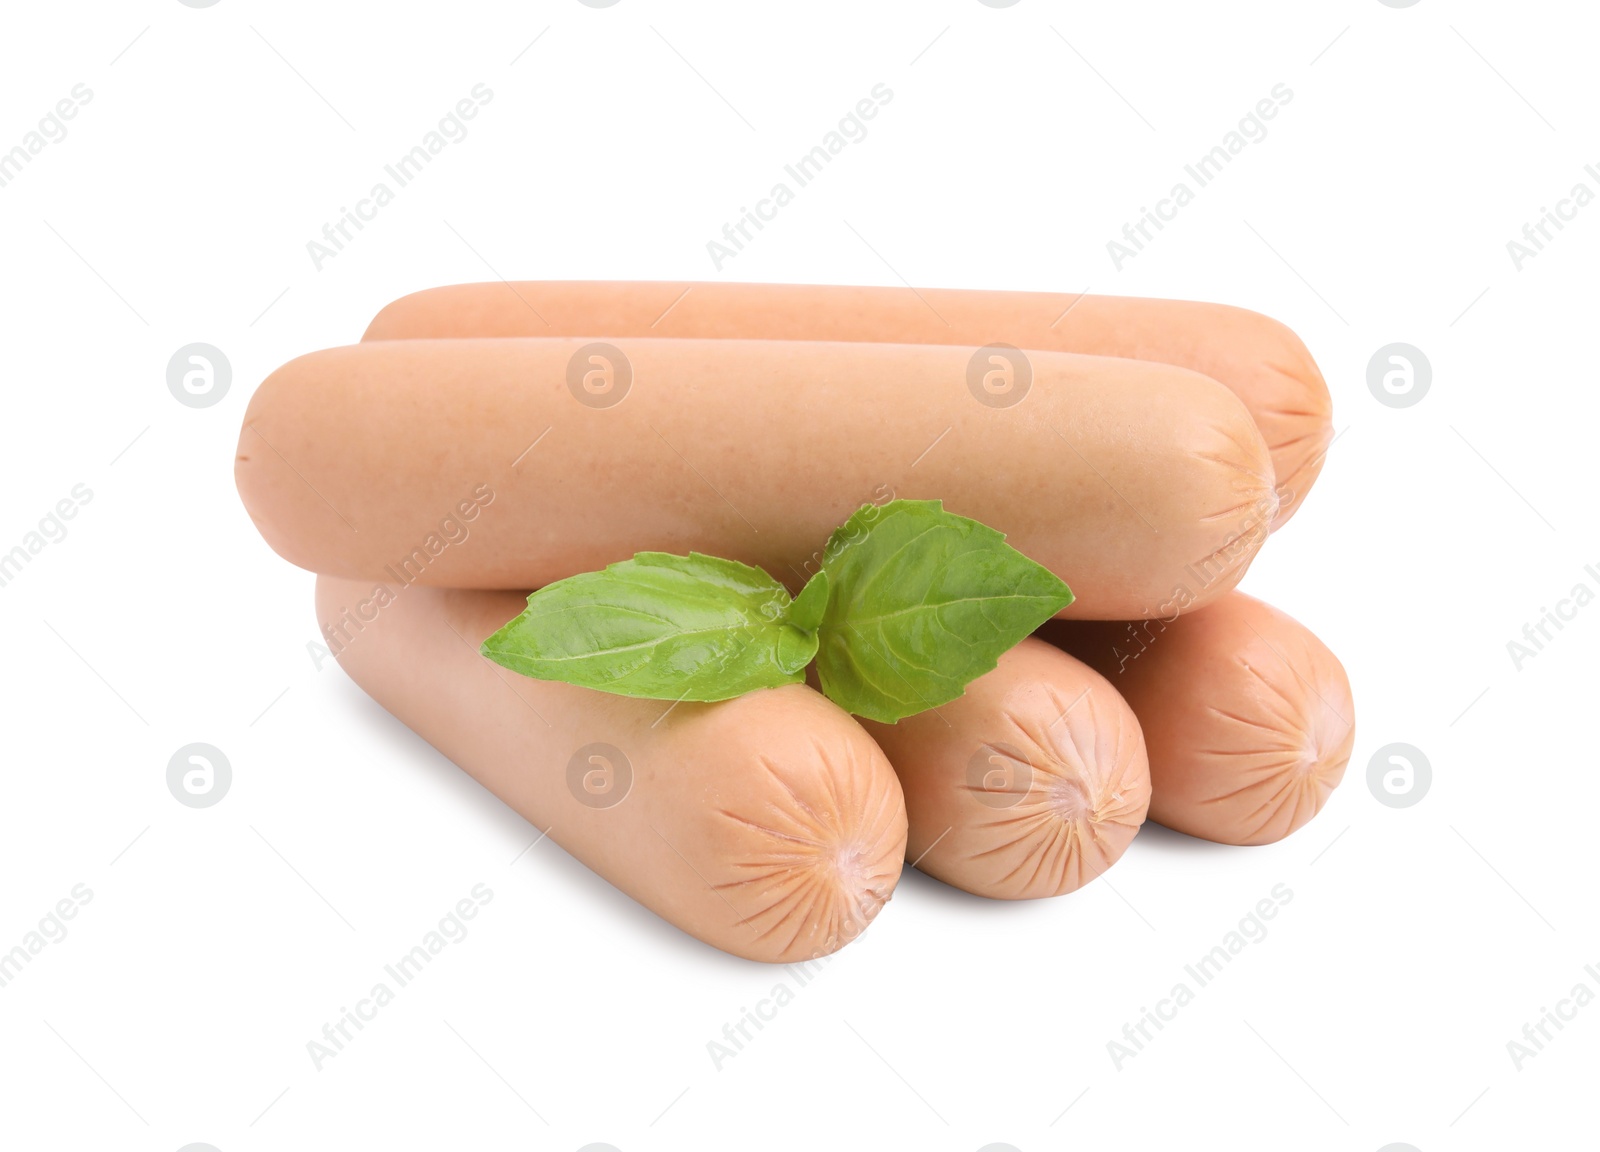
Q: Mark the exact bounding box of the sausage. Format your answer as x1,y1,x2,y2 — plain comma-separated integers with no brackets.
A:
1042,592,1354,845
362,281,1328,530
860,638,1150,899
239,338,1275,620
316,576,907,962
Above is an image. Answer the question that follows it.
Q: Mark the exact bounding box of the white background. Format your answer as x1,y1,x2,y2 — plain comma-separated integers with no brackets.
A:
1,1,1595,1149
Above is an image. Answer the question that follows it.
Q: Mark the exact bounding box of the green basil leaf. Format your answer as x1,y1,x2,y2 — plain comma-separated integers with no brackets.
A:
814,499,1074,722
774,625,818,676
787,569,830,635
481,552,814,701
773,569,829,674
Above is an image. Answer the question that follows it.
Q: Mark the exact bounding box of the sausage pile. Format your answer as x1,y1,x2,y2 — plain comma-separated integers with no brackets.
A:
236,282,1353,962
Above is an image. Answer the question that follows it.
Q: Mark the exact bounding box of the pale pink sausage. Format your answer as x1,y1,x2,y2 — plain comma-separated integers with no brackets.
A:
861,638,1150,899
362,281,1330,529
240,339,1275,621
317,576,907,961
1043,592,1354,845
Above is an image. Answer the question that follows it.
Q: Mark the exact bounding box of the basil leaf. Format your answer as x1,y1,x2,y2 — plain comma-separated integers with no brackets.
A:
481,552,815,701
787,569,830,634
775,569,829,673
814,499,1074,722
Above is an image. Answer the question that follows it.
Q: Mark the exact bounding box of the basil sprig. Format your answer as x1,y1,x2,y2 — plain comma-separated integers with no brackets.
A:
481,552,823,702
482,500,1072,722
